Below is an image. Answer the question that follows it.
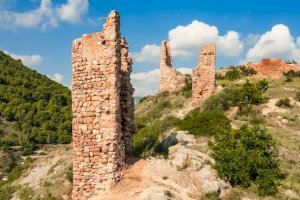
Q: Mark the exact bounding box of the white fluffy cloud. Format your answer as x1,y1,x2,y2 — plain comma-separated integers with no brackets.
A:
131,44,161,64
133,20,244,64
131,68,160,96
47,73,63,83
0,0,57,29
4,50,43,67
53,73,63,83
57,0,88,23
217,31,244,57
244,24,300,63
168,20,218,52
0,0,89,29
296,36,300,48
131,67,192,97
245,33,261,45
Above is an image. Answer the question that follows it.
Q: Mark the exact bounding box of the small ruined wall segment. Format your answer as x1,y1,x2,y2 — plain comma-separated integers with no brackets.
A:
72,11,135,200
248,58,300,78
192,44,216,108
160,41,187,93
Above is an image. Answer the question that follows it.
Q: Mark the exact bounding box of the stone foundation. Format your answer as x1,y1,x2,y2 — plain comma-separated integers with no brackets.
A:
160,41,187,93
72,10,135,200
192,44,216,108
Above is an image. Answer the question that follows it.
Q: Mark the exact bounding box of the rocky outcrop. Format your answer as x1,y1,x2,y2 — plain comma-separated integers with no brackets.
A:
93,131,231,200
160,41,187,93
248,58,300,78
72,10,136,199
192,44,216,108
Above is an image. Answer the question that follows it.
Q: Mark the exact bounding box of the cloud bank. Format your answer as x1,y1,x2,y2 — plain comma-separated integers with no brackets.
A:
243,24,300,63
0,0,89,29
133,20,244,64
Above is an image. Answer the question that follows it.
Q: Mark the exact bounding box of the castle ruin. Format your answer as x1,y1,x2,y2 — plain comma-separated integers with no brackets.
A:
248,58,300,78
71,11,135,199
192,44,216,107
160,41,187,93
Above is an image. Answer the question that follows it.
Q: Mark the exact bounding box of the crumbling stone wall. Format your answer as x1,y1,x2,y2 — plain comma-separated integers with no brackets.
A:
120,38,136,155
160,41,187,93
248,58,300,78
72,11,135,200
192,44,216,108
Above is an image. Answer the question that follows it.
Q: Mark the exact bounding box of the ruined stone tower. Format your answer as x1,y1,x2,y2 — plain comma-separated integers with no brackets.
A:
192,44,216,107
160,41,187,93
71,11,135,199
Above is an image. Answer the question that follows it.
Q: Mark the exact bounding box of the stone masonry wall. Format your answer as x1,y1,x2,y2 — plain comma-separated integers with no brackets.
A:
72,11,135,200
248,58,300,78
160,41,187,93
192,44,216,108
120,38,136,155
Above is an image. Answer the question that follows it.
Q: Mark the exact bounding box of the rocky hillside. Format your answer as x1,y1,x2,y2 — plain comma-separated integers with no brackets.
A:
1,68,299,200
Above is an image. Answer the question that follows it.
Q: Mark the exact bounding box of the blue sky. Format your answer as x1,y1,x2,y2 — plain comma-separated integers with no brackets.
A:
0,0,300,96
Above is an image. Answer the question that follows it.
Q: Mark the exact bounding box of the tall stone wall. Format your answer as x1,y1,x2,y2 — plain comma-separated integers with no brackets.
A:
192,44,216,108
72,11,135,200
160,41,187,93
248,58,300,78
120,38,136,155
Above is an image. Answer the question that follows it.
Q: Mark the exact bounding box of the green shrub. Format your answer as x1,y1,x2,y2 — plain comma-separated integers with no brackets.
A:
0,185,15,200
295,91,300,102
182,80,192,98
6,157,33,183
225,68,241,80
20,140,35,156
256,79,269,93
275,98,292,108
285,76,293,82
17,185,34,200
177,109,231,136
215,73,224,80
233,80,265,109
239,66,257,76
139,96,149,104
202,88,234,111
66,165,73,182
249,110,266,125
133,116,179,158
210,125,280,196
284,70,300,78
217,66,257,81
142,100,172,121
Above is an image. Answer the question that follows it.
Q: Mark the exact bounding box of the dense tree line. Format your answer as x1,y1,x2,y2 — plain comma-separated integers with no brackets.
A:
0,51,71,151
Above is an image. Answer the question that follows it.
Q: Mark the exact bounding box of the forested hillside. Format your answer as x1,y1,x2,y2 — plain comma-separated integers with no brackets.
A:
0,51,71,154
